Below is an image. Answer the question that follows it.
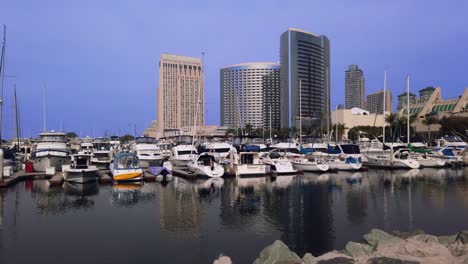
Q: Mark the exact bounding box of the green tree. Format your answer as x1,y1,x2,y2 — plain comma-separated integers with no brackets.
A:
333,123,347,142
385,113,398,141
422,115,439,144
119,134,135,143
244,123,253,136
66,132,78,138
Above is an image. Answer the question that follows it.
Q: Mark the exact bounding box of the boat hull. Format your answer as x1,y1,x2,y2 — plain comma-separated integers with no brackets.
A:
291,160,329,172
328,161,362,171
139,158,163,168
91,160,110,170
63,168,98,183
364,156,420,169
32,155,70,172
224,164,267,177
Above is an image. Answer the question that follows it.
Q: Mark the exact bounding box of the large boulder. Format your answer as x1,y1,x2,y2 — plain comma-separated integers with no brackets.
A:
438,234,457,247
456,230,468,244
252,240,302,264
392,230,425,239
314,251,354,264
213,255,232,264
410,234,438,244
363,229,403,248
344,241,373,257
302,253,316,264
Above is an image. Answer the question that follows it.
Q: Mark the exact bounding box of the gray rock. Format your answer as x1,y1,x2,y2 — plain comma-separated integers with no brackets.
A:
410,234,438,244
252,240,302,264
344,241,373,257
392,230,425,239
367,256,420,264
456,230,468,244
213,255,232,264
302,253,316,264
363,229,403,247
314,251,354,264
438,234,457,247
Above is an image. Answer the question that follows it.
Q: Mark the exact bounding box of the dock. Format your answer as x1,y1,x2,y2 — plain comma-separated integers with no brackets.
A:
98,170,113,184
0,171,50,188
49,173,64,186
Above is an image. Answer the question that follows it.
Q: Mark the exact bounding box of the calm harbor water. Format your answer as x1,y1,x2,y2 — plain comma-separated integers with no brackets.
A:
1,168,467,264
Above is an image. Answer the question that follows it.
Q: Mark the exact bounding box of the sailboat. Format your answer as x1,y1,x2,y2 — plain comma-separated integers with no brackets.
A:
364,72,419,169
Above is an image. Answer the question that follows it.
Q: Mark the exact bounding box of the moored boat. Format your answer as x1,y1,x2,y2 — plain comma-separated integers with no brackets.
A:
62,154,98,183
110,152,143,181
31,131,70,172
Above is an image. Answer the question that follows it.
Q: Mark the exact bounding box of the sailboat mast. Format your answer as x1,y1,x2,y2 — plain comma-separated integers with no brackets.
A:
406,75,410,145
269,105,272,142
383,70,387,144
14,85,20,149
191,52,204,152
43,83,47,132
0,25,6,146
299,79,302,144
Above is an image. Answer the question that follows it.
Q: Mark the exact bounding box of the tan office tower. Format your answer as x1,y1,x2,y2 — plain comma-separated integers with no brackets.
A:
157,54,204,132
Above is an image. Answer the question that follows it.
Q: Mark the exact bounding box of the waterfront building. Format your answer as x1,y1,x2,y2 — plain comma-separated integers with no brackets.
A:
331,107,386,138
398,87,468,133
220,62,280,129
366,89,393,114
419,86,436,103
397,92,417,111
345,65,365,109
157,54,204,132
280,28,330,129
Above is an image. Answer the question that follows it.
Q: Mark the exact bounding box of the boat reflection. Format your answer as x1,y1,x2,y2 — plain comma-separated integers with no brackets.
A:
111,182,143,207
63,182,99,196
302,172,330,184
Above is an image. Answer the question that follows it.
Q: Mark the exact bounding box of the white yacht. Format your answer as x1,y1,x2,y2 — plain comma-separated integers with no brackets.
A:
79,142,93,155
364,148,420,169
187,153,224,178
224,151,267,176
260,150,297,174
110,152,144,181
157,141,173,158
90,138,112,169
290,156,329,172
132,136,163,168
109,136,121,152
62,154,98,183
169,144,198,167
31,131,70,172
269,142,302,159
325,144,363,171
201,142,237,160
407,143,446,168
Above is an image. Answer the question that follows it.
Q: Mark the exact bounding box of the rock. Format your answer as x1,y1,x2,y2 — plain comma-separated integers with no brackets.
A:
438,234,457,247
410,234,438,244
302,253,316,264
456,230,468,244
392,230,425,239
213,255,232,264
363,229,403,247
366,256,420,264
344,241,373,257
252,240,302,264
447,240,468,257
314,251,354,264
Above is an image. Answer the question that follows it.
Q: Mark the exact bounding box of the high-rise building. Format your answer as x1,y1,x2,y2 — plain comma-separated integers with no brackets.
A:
345,64,365,109
220,62,280,129
397,92,417,111
366,89,393,114
419,86,436,103
157,54,204,132
280,28,330,129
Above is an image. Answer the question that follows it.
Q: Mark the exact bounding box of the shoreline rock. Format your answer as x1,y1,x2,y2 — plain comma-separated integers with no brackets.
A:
214,228,468,264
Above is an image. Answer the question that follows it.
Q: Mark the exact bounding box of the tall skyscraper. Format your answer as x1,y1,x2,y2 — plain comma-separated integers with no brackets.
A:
345,64,365,109
397,92,416,111
157,54,204,132
280,28,330,129
366,89,393,114
419,86,436,103
220,62,280,129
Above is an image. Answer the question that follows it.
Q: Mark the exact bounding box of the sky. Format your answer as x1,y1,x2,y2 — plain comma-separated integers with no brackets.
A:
1,0,467,139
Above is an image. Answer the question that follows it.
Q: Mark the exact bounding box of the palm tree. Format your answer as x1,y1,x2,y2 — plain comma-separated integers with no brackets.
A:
385,113,398,141
332,123,347,142
422,115,438,144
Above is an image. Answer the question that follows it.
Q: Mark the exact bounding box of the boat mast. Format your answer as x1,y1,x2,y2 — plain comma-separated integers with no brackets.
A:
406,74,410,145
14,85,20,149
383,70,387,145
326,66,330,142
269,105,272,143
0,25,6,146
191,52,204,153
43,83,47,132
299,79,302,144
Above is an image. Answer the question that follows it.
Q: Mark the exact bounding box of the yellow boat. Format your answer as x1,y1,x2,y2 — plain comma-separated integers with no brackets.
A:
110,152,144,181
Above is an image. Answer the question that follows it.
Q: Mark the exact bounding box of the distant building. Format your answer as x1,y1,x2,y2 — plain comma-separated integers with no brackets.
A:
419,86,436,103
345,65,365,109
157,54,204,132
366,89,393,114
331,107,386,139
220,62,280,129
337,104,345,110
397,92,417,111
280,28,330,129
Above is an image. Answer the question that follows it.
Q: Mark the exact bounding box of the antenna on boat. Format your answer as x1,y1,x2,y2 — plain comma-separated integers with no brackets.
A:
43,82,47,132
406,74,410,145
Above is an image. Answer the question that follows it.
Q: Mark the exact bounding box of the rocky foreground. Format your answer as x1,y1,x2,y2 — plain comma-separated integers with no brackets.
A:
213,229,468,264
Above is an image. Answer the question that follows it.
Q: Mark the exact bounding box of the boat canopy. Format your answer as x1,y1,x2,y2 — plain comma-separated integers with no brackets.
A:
135,137,157,144
113,153,140,169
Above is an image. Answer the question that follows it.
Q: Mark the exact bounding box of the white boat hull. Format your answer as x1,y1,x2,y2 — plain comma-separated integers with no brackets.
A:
91,160,110,170
264,160,297,174
32,155,70,172
63,167,99,183
328,161,362,171
291,159,329,172
224,164,267,176
414,157,446,168
188,164,224,178
364,155,420,169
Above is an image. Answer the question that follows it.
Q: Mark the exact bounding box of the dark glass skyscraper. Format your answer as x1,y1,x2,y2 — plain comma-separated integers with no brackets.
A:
345,64,365,110
280,28,330,129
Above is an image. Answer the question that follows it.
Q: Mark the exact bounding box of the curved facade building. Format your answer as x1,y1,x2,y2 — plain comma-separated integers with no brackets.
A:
220,62,280,129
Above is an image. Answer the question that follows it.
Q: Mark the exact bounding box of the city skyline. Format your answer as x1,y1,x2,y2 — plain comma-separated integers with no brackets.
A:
1,1,467,138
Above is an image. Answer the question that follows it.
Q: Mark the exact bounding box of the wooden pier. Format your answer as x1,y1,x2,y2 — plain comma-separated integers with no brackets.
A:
0,171,50,188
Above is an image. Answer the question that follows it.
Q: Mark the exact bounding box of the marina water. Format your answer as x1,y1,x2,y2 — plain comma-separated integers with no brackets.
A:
1,168,467,263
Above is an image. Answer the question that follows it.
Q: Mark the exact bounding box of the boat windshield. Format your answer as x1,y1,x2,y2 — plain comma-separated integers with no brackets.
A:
136,137,157,144
212,148,231,153
115,155,140,169
341,144,361,154
444,136,464,142
94,143,111,150
178,150,197,155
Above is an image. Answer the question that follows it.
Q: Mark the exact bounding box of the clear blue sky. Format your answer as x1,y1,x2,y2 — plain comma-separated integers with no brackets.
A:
1,0,467,139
